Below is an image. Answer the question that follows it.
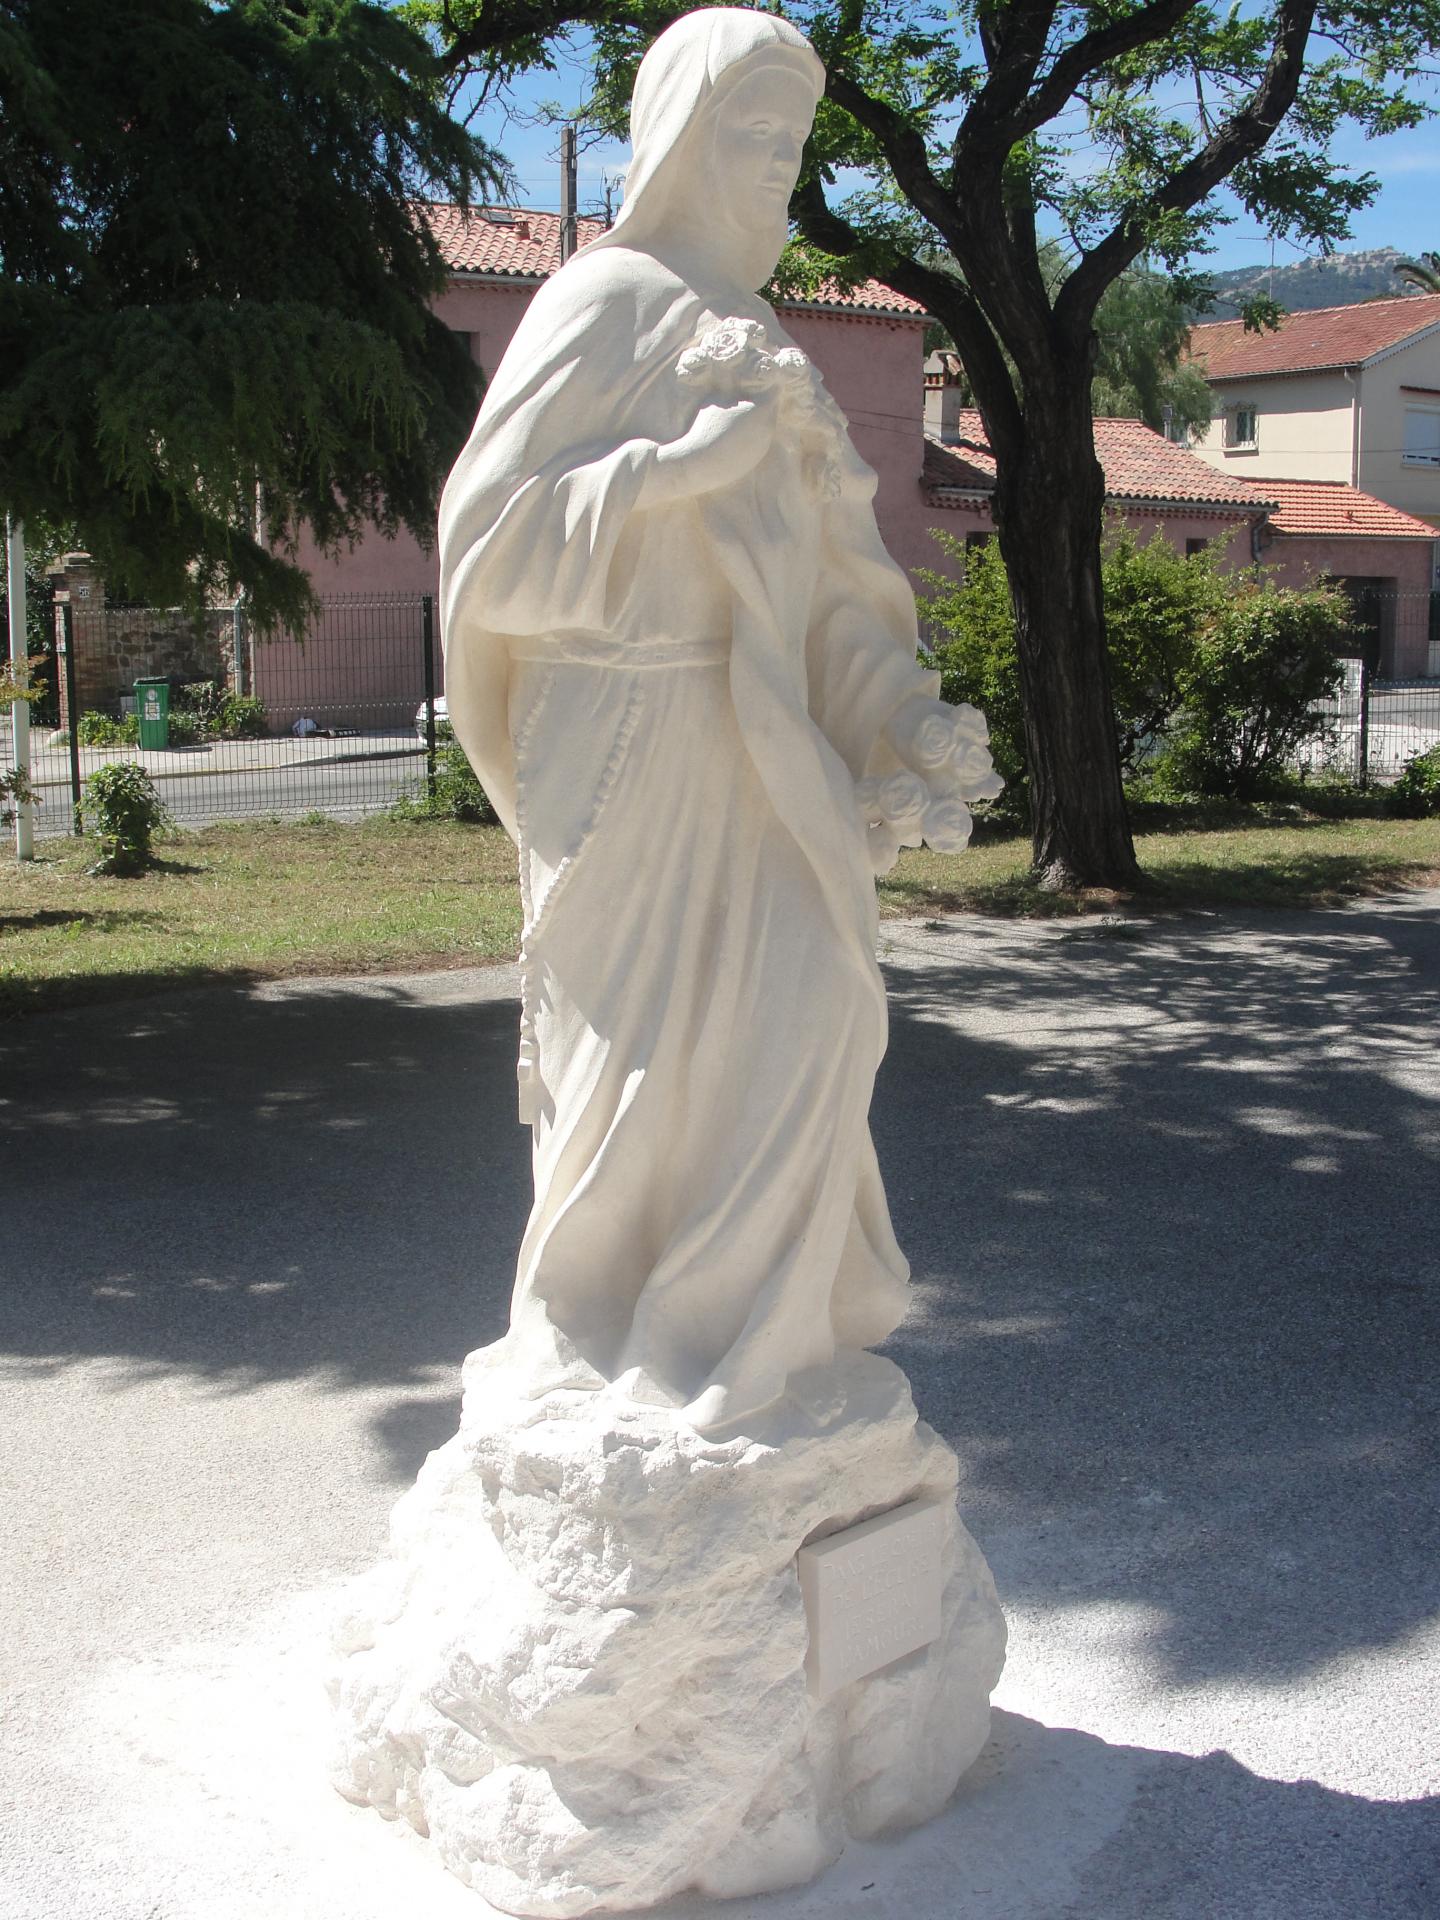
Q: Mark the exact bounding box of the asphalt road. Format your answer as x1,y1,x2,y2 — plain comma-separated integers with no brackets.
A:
1,900,1437,1919
20,732,431,837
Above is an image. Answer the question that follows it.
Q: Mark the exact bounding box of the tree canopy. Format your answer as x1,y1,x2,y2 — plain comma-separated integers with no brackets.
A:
0,0,504,625
925,253,1215,438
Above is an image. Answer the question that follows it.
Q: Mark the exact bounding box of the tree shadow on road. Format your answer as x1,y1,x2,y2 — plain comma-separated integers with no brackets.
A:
1,896,1437,1694
875,895,1440,1691
651,1709,1439,1920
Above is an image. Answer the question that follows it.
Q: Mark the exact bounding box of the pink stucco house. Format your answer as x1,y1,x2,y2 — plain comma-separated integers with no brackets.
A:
292,206,932,594
265,207,1438,718
921,386,1439,677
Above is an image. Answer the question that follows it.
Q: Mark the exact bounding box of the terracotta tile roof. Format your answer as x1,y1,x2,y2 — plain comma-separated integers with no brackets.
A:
420,204,924,315
1188,295,1440,379
924,412,1268,510
423,204,606,277
923,434,993,492
786,279,924,317
1243,477,1438,539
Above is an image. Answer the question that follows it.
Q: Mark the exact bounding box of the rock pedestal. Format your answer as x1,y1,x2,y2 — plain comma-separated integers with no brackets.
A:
330,1349,1005,1917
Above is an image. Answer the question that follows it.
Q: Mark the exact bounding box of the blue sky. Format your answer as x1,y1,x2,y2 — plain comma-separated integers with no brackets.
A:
486,42,1440,278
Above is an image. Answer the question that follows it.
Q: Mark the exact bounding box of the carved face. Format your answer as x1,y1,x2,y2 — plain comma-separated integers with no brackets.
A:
709,63,815,235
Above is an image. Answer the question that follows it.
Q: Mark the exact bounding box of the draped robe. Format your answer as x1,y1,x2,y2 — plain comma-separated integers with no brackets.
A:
439,241,941,1428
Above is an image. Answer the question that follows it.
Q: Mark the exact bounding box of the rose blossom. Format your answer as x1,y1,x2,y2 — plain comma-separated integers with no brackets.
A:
922,798,973,853
877,771,929,827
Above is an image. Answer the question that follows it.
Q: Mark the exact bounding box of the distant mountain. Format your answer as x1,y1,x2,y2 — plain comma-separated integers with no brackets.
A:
1199,247,1426,316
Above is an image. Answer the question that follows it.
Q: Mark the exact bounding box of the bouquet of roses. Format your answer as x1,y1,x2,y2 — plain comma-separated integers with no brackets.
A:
855,702,1004,873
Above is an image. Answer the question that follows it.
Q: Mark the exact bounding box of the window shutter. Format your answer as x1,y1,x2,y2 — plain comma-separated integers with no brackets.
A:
1403,408,1440,466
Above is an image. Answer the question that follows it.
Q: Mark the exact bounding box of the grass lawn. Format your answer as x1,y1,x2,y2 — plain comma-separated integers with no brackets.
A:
879,810,1440,918
3,808,1439,1017
0,818,522,1018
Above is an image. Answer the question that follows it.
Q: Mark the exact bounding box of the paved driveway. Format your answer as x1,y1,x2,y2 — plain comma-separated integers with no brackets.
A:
2,897,1436,1919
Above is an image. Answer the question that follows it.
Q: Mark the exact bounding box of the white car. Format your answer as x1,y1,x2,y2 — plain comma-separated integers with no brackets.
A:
414,695,449,741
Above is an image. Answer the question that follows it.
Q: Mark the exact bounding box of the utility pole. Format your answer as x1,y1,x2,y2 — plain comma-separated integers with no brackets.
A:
560,125,578,264
6,515,34,860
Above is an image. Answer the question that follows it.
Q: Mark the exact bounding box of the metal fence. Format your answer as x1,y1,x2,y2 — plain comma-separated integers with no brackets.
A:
22,592,441,839
1340,584,1440,686
1309,656,1440,782
8,583,1440,844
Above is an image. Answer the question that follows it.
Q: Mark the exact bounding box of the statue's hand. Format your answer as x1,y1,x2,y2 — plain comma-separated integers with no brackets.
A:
641,389,779,505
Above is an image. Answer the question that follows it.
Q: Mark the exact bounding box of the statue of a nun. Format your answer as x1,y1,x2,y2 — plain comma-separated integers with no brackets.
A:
439,6,999,1435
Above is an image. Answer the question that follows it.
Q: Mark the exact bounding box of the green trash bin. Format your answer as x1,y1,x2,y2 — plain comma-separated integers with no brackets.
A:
134,677,171,749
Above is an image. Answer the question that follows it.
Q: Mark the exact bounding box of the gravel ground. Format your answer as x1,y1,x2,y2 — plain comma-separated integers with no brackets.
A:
2,896,1436,1919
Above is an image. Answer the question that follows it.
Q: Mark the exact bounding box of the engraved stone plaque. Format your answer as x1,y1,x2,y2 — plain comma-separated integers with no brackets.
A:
797,1496,947,1699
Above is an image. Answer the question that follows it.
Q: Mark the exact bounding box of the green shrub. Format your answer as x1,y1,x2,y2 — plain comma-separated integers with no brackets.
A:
174,680,226,732
172,682,266,740
83,760,171,874
218,693,266,738
1157,580,1348,800
76,709,139,746
1102,527,1226,771
1,766,36,832
919,526,1351,809
917,522,1226,812
1385,745,1440,817
390,725,497,824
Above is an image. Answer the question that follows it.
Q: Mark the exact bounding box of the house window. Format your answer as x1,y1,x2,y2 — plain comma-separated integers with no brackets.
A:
1403,406,1440,467
1224,405,1258,450
1186,538,1210,557
451,328,476,361
1163,410,1189,447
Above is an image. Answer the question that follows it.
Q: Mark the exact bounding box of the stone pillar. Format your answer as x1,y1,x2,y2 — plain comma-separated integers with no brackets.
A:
48,554,107,729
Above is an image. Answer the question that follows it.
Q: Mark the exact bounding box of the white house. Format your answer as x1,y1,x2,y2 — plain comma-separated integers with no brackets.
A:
1185,295,1440,539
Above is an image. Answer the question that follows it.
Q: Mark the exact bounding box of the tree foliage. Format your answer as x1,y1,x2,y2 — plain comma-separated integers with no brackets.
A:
0,0,505,625
922,253,1216,437
1394,249,1440,293
1089,268,1214,439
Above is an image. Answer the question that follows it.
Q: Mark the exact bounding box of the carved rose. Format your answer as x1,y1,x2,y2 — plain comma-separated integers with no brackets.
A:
677,317,769,381
964,768,1006,802
876,771,929,828
707,319,764,361
922,798,973,854
909,709,957,769
677,322,814,392
953,740,996,787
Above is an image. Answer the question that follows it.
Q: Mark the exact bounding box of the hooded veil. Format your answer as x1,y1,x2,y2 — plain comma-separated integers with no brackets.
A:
437,7,939,1431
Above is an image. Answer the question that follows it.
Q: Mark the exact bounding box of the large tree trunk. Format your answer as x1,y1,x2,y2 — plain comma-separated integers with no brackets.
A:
991,381,1140,891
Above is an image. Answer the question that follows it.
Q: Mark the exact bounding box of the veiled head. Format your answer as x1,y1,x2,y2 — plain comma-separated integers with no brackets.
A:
608,8,824,289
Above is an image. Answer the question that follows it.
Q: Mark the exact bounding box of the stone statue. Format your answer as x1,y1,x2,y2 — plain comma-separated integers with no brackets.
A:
331,15,1006,1911
437,4,1002,1436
